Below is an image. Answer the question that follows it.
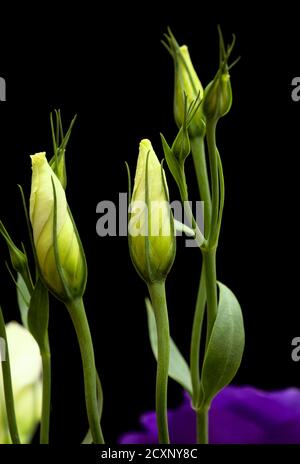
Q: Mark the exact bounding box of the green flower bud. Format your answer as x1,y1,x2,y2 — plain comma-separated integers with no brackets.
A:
29,152,86,302
0,221,28,275
202,27,237,122
0,322,42,444
128,140,176,284
163,30,205,138
202,70,232,122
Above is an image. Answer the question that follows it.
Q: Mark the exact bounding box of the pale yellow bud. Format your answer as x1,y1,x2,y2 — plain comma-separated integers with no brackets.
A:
129,140,176,283
30,152,86,301
174,45,204,137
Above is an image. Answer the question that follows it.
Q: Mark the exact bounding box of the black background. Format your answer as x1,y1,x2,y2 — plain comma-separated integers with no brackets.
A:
0,2,299,445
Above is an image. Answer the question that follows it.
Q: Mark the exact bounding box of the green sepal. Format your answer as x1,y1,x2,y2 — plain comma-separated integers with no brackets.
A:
160,133,187,197
49,110,77,189
0,221,33,293
145,298,193,396
198,282,245,408
16,273,31,329
27,277,49,353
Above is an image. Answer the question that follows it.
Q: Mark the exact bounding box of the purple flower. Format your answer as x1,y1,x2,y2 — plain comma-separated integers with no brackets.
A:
119,386,300,444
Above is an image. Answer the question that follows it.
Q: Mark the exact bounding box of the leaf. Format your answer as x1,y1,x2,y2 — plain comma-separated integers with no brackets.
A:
145,298,193,395
200,282,245,407
27,278,49,352
16,273,31,329
160,133,184,190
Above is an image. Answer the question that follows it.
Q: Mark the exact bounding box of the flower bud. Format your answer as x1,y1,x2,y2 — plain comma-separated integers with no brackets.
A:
128,140,176,283
0,221,28,275
164,30,205,138
0,322,42,444
29,152,86,302
202,70,232,122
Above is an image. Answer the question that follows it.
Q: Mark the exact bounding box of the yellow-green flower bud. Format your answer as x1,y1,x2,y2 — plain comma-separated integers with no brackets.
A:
0,322,42,444
128,139,176,283
30,152,86,302
174,46,205,137
202,70,232,122
164,30,205,138
0,221,28,275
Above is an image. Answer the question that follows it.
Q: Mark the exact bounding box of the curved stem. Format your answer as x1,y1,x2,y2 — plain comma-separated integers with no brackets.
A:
147,281,170,444
40,338,51,444
66,298,104,444
190,136,212,237
82,372,104,444
0,306,21,444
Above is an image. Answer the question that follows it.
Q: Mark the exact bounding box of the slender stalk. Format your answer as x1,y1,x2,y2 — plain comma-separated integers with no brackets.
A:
0,306,21,444
189,264,206,405
82,373,103,444
206,121,219,243
40,337,51,444
66,298,104,444
190,137,212,237
197,406,209,444
203,248,218,342
179,182,206,248
147,281,170,444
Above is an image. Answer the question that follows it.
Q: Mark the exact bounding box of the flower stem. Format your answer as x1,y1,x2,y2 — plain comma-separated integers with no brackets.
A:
190,263,206,406
196,406,209,444
190,137,212,236
206,121,219,244
147,281,170,444
203,248,218,343
40,337,51,444
0,306,21,444
66,298,104,444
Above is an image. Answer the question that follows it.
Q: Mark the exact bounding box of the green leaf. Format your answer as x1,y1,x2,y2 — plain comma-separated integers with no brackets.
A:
160,133,183,190
27,278,49,352
200,282,245,407
145,298,193,395
16,273,31,329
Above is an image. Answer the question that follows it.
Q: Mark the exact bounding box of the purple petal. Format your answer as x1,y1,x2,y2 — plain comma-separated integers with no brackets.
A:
119,386,300,444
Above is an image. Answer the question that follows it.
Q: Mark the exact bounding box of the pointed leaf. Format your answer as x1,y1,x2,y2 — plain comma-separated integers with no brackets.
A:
16,273,31,329
27,278,49,352
160,133,183,190
200,282,245,406
146,298,192,395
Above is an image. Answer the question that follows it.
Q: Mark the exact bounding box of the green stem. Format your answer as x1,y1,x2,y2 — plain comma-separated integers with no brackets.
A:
66,298,104,444
190,136,212,237
189,263,206,406
82,372,103,444
206,121,219,244
203,248,218,342
179,182,206,248
196,406,209,444
0,306,21,444
147,281,170,444
40,338,51,444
